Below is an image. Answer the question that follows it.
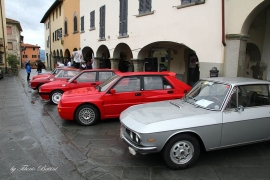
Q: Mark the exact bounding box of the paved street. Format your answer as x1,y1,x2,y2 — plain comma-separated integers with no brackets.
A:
0,69,270,180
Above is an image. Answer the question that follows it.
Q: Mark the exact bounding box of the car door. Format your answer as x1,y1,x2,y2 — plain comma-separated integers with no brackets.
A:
69,71,97,89
221,84,270,146
102,76,143,117
142,75,178,103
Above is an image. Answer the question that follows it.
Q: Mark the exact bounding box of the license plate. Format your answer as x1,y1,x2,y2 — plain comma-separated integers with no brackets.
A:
128,147,136,156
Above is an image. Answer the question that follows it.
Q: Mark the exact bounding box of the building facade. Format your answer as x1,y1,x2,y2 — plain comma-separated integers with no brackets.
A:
6,18,22,68
21,43,40,67
41,0,81,70
0,0,8,73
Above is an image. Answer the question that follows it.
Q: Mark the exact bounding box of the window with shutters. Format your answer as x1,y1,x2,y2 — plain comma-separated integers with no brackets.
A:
53,32,54,41
99,5,106,40
58,28,62,39
119,0,128,37
32,55,37,58
177,0,205,8
139,0,152,14
81,16,84,32
74,15,78,33
64,20,68,35
90,11,95,30
7,26,12,35
22,55,28,58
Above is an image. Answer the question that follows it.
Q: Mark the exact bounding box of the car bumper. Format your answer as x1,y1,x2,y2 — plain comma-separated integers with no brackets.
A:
57,105,75,121
120,129,157,154
39,92,50,100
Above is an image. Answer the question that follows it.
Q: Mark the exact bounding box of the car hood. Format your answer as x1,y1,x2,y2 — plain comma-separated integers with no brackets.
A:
120,99,221,133
63,87,99,97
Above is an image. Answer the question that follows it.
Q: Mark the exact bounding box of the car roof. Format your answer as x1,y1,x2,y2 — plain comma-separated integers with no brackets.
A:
201,77,270,86
81,69,120,73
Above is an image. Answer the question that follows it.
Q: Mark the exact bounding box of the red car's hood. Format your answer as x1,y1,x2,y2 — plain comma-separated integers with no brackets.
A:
63,87,100,97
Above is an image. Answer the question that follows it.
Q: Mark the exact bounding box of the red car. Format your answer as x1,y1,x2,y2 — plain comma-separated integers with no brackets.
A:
39,69,120,105
57,71,191,126
31,66,75,80
30,69,80,90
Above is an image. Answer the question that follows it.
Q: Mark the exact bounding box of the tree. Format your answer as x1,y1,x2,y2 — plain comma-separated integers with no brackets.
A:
7,54,19,68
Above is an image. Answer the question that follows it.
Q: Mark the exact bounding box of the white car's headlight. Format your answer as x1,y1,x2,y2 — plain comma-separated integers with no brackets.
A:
126,128,141,144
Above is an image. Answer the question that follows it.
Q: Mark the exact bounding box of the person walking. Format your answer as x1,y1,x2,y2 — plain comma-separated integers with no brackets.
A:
37,62,42,74
25,59,31,81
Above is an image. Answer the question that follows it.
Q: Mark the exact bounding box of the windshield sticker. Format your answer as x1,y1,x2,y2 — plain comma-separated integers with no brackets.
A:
195,99,213,107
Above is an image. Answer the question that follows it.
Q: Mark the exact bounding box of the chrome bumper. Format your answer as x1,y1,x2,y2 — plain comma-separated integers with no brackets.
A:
120,131,157,154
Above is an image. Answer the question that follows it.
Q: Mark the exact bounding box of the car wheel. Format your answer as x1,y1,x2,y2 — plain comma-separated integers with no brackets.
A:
50,90,63,105
163,134,200,170
75,105,99,126
36,84,43,91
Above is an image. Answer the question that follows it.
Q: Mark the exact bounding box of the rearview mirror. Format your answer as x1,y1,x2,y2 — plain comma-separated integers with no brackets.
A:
110,89,116,95
73,79,77,84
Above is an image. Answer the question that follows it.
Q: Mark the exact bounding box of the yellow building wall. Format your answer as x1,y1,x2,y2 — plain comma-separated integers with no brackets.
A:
63,0,80,55
0,0,8,71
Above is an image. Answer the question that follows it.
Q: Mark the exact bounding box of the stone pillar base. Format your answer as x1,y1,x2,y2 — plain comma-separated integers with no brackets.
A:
131,59,144,72
110,58,120,70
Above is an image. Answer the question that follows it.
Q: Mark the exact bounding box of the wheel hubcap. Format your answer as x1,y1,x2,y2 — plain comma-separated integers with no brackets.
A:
170,140,194,164
78,108,95,124
52,92,62,104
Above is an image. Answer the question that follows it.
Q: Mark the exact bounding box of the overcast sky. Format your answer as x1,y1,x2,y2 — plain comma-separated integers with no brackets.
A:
5,0,55,50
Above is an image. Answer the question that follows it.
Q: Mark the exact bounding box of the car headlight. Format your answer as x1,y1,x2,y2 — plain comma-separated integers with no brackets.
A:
126,128,141,144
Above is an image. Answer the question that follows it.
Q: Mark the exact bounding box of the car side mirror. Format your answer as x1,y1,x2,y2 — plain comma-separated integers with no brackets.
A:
110,89,116,95
73,79,77,84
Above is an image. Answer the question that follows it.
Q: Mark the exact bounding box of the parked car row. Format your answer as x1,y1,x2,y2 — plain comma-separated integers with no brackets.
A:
33,69,270,170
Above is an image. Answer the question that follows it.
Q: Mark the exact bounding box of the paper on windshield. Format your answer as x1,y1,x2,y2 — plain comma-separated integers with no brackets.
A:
195,99,213,107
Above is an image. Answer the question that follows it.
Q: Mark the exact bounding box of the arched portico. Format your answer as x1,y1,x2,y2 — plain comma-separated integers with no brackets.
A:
137,41,199,85
96,45,111,68
225,1,270,80
113,43,133,72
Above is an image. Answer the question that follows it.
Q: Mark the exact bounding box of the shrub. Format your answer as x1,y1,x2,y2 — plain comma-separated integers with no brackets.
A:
7,54,19,68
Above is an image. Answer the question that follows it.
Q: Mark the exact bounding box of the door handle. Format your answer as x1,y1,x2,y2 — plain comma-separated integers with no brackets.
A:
135,93,142,96
167,90,174,94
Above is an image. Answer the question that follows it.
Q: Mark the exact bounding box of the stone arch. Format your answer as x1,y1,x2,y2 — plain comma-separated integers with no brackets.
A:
96,45,111,68
113,43,133,72
137,41,199,85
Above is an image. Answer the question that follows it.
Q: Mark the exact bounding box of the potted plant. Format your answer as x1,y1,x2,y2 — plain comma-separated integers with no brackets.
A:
7,54,19,76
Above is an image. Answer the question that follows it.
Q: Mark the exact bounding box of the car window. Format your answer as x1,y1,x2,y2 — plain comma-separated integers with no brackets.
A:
114,76,140,92
76,72,96,82
99,72,114,82
144,76,172,90
55,70,64,77
186,80,230,110
226,84,270,109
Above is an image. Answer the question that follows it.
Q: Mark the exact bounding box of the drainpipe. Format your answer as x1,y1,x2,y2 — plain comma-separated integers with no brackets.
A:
0,0,7,73
222,0,226,46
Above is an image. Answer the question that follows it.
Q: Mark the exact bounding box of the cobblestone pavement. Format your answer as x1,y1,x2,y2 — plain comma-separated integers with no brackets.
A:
0,69,270,180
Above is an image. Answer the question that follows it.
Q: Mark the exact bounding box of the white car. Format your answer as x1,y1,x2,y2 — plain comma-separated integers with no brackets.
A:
120,77,270,169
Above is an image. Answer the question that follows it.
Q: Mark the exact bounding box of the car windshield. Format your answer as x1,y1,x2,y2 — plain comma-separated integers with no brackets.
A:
185,80,231,110
96,74,119,92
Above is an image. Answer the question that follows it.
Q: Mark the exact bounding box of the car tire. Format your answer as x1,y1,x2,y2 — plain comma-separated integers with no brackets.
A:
36,84,43,91
50,90,63,105
75,105,99,126
163,134,200,170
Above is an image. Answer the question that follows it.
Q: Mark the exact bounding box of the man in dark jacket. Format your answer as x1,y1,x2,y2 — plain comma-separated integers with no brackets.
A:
37,62,43,74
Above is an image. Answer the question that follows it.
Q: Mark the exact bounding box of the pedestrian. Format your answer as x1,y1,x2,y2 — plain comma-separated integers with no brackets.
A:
81,61,87,70
67,59,71,66
86,60,92,69
37,62,42,74
25,59,31,81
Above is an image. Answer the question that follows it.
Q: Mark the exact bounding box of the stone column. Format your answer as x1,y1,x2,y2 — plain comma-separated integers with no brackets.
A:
261,9,270,80
224,34,249,77
131,59,144,72
110,58,120,70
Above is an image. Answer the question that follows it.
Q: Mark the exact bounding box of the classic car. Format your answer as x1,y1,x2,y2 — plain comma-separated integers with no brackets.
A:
31,66,75,80
120,77,270,170
57,71,191,126
30,69,80,90
39,69,120,105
